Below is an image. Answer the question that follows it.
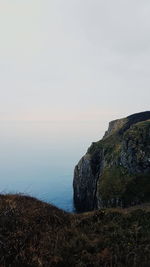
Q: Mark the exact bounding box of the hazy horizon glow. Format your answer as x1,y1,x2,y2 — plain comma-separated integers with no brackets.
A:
0,0,150,124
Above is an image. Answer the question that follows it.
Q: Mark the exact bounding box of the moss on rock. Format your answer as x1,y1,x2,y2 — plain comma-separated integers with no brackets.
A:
73,112,150,211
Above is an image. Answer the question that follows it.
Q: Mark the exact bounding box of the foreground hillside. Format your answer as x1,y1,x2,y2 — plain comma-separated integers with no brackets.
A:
0,194,150,266
74,111,150,212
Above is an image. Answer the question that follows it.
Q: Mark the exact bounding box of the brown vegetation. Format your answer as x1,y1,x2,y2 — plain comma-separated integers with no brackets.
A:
0,194,150,266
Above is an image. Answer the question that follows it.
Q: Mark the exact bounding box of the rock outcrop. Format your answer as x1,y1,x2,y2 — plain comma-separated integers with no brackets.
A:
73,111,150,212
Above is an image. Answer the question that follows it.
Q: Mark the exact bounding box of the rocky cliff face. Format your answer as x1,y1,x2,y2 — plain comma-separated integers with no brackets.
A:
73,111,150,212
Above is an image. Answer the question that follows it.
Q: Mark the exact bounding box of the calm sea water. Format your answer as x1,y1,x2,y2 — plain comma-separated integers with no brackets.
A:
0,121,104,212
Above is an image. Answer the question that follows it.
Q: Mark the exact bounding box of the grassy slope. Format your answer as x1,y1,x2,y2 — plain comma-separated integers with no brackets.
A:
88,120,150,207
0,194,150,266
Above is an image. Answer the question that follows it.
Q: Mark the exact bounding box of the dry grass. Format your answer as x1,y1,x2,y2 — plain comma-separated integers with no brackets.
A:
0,194,150,266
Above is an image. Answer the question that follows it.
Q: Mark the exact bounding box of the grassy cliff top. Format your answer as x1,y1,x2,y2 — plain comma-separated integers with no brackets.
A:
103,111,150,139
88,113,150,156
0,194,150,266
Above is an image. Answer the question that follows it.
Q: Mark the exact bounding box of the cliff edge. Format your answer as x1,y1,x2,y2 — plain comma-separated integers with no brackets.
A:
73,111,150,212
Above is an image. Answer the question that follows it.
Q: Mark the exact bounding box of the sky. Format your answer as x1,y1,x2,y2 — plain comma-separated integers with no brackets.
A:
0,0,150,123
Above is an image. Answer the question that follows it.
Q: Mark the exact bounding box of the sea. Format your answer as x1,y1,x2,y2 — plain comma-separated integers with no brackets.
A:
0,121,104,212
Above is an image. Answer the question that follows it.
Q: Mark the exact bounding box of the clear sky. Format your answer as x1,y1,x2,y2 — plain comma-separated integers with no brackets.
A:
0,0,150,123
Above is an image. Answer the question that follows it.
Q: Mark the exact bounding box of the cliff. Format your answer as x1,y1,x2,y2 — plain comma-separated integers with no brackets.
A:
73,111,150,212
1,194,150,266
